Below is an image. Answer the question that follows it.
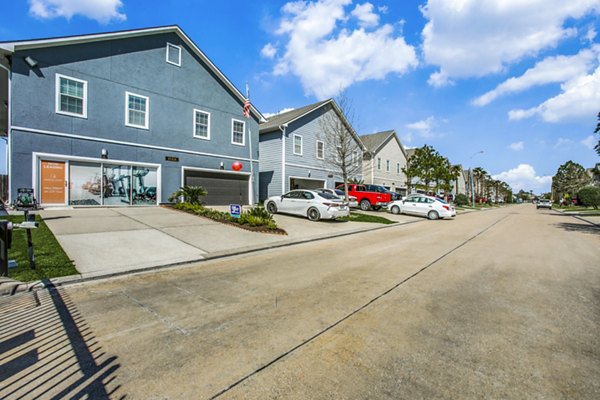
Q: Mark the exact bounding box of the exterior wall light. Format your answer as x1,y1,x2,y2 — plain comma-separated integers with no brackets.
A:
101,148,108,159
24,56,38,68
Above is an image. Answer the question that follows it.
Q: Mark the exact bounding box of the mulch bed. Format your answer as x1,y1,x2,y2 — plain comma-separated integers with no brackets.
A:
163,205,288,235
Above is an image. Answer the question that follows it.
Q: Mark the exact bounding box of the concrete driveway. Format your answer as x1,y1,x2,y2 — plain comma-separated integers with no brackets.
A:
40,206,421,279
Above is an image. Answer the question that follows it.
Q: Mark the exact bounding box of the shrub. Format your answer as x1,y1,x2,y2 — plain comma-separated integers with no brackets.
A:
169,186,207,205
454,193,469,206
577,186,600,209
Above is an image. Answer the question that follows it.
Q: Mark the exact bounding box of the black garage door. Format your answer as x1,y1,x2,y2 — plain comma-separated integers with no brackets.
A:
184,170,249,205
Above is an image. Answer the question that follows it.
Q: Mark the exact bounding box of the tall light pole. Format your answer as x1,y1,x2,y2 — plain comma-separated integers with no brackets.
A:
469,150,484,208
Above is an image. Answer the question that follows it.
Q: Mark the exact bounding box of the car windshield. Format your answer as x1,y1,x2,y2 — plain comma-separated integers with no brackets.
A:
318,192,339,200
334,189,345,196
436,198,449,204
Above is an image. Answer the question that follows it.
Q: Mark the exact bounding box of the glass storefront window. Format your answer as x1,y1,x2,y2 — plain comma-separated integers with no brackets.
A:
103,164,132,206
69,162,102,206
132,167,158,205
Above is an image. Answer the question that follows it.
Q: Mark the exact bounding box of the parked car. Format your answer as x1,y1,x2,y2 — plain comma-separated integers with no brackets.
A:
388,194,456,220
537,199,552,209
364,184,401,201
314,188,359,208
335,183,391,211
264,189,350,221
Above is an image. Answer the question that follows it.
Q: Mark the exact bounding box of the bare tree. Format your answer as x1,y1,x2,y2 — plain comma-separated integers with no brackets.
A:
318,93,364,202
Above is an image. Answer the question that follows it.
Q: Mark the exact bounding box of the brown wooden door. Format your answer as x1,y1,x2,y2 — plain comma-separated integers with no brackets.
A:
41,160,66,204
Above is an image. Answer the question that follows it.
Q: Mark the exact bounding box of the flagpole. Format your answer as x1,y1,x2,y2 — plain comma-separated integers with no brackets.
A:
246,82,254,206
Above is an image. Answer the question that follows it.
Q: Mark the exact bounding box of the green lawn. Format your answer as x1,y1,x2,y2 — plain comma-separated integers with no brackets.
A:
2,215,77,283
339,212,397,224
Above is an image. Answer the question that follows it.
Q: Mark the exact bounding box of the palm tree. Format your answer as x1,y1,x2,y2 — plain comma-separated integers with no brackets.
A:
472,167,486,203
169,185,208,205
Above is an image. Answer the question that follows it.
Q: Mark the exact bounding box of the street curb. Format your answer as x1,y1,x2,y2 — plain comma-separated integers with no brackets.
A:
35,219,424,288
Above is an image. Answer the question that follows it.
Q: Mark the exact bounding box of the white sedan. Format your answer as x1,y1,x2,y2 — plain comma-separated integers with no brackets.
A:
265,190,350,221
388,194,456,220
314,188,359,208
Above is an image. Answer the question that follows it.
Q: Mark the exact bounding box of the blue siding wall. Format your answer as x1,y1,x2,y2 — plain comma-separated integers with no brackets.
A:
260,107,363,197
9,32,259,203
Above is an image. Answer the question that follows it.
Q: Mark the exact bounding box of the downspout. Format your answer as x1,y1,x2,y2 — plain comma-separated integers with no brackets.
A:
0,61,11,205
279,124,287,195
371,153,374,184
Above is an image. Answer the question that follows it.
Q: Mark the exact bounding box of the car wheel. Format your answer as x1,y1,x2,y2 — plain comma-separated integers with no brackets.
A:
427,210,439,220
266,201,278,214
391,205,400,214
359,199,371,211
307,207,320,221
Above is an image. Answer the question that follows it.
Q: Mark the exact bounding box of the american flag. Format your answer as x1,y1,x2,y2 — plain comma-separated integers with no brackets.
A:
243,97,251,118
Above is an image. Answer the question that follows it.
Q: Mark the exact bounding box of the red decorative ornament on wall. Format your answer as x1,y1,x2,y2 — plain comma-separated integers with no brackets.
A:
232,161,243,171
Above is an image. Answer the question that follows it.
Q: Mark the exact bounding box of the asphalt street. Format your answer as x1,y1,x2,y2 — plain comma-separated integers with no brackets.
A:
1,204,599,399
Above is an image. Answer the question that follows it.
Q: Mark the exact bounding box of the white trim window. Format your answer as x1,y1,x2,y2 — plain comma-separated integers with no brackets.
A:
56,74,87,118
125,92,149,129
377,157,381,170
166,43,182,66
397,162,401,174
193,109,210,140
293,134,303,155
316,140,324,160
386,160,390,172
231,119,245,146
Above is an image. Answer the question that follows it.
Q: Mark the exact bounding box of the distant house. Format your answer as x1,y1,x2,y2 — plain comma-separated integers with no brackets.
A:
360,130,409,196
259,99,365,199
586,163,600,187
451,165,467,197
0,26,262,207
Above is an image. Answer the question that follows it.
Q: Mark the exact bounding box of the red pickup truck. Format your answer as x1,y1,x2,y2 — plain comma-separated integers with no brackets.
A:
336,183,391,211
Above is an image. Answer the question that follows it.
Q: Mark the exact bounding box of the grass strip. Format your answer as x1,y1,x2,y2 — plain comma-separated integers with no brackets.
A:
338,212,397,224
2,215,77,283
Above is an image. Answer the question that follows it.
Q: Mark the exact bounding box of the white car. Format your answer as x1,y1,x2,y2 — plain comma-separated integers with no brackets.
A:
314,188,359,208
264,189,350,221
388,194,456,220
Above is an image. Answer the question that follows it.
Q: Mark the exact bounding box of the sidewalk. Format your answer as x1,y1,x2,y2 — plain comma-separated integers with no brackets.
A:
39,206,420,283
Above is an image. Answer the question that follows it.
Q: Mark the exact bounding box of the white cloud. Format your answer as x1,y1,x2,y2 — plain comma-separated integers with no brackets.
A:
351,3,379,28
474,46,600,106
585,26,597,42
261,43,277,59
509,141,524,151
29,0,126,23
581,134,597,149
421,0,600,85
263,107,296,119
406,116,437,138
554,137,573,148
492,164,552,193
509,65,600,122
270,0,418,98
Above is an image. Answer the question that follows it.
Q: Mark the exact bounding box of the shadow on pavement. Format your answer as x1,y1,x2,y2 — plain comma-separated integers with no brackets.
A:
0,282,123,399
554,222,600,235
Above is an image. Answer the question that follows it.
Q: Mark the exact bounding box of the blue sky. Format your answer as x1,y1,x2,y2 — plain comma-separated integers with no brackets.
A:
2,0,600,193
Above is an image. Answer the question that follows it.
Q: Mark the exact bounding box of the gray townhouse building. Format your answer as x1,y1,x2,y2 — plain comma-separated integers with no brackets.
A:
258,99,365,200
0,26,262,207
360,130,409,196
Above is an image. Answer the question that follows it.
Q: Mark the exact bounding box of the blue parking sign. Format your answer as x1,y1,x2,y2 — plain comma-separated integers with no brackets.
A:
229,204,241,218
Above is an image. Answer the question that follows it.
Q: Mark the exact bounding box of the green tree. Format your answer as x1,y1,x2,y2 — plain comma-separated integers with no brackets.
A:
577,186,600,209
407,144,441,194
551,160,591,203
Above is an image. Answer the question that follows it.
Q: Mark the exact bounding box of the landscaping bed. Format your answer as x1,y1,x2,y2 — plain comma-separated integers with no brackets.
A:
170,203,287,235
339,212,396,224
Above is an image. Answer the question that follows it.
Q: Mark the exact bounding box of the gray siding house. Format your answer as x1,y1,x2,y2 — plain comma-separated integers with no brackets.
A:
0,26,262,206
361,130,408,196
258,99,365,200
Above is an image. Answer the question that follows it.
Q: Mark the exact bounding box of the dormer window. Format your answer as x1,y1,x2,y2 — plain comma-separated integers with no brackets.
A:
166,43,181,66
